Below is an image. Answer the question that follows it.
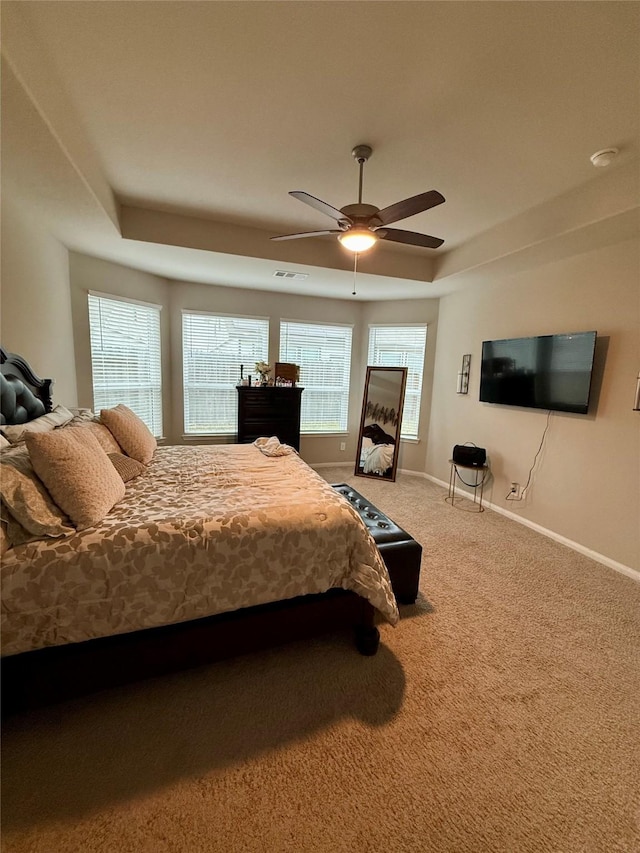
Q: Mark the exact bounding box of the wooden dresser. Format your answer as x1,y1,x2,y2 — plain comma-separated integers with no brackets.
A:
236,386,303,450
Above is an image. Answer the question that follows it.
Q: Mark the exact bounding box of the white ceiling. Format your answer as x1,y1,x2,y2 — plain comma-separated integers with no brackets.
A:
2,1,639,300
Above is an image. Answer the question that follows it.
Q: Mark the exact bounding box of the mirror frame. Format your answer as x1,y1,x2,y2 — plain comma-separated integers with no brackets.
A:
355,366,408,483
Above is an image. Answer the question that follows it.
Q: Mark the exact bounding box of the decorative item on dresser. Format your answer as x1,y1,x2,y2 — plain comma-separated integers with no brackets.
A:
237,385,303,450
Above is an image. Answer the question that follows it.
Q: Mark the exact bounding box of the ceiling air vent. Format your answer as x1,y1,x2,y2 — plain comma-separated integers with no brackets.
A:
273,270,309,281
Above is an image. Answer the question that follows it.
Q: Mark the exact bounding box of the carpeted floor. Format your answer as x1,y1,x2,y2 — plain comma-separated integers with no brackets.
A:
2,468,639,853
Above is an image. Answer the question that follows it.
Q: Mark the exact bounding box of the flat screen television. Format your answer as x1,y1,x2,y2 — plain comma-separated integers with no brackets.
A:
480,331,597,414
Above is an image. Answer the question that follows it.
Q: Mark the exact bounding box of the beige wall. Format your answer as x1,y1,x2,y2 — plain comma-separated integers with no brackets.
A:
426,237,640,570
69,253,172,436
1,195,77,405
5,225,636,570
168,280,364,460
67,254,439,465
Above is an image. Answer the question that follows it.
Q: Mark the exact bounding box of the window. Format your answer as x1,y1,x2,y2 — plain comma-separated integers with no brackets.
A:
182,311,269,435
280,320,352,433
88,292,163,437
367,324,428,439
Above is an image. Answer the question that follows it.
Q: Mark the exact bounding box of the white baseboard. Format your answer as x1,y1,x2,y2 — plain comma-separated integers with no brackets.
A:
311,461,356,469
397,468,640,585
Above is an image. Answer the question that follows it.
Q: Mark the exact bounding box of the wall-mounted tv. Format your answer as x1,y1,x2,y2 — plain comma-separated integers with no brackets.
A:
480,331,597,414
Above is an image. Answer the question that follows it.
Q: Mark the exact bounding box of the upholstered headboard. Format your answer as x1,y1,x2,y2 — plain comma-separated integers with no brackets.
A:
0,348,54,426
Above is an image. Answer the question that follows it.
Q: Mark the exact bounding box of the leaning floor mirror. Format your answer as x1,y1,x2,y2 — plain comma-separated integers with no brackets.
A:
355,366,408,482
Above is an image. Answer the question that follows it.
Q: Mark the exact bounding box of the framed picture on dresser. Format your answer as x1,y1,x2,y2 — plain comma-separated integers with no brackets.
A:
274,362,299,386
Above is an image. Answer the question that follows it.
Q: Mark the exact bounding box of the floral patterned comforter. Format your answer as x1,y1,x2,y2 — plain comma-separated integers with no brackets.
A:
1,444,398,656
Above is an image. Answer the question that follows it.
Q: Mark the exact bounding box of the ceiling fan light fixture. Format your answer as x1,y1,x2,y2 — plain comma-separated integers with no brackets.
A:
338,228,378,252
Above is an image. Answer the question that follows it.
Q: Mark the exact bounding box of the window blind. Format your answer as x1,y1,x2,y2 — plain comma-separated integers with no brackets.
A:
280,320,352,433
88,293,163,437
182,312,269,434
367,324,427,439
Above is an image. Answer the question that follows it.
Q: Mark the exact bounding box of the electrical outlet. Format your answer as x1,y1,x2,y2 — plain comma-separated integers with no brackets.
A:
510,482,521,499
340,442,346,451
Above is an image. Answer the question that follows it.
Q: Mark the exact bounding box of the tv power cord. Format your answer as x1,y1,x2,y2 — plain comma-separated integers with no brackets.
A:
506,410,552,501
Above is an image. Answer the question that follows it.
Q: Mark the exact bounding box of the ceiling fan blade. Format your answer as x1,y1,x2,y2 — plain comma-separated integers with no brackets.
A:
378,228,444,249
289,191,349,223
271,229,342,241
376,190,445,226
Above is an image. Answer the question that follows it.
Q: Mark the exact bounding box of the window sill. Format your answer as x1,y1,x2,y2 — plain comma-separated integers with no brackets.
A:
181,433,235,442
301,432,349,438
400,437,421,444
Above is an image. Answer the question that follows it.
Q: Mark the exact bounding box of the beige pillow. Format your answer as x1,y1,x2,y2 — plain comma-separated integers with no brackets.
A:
68,408,95,419
100,404,156,464
1,518,10,555
108,452,146,483
26,427,126,530
0,447,74,538
76,420,122,454
1,404,74,444
0,434,10,449
1,503,47,548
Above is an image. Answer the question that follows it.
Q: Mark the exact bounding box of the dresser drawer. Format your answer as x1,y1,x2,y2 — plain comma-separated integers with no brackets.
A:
237,386,303,451
240,390,300,413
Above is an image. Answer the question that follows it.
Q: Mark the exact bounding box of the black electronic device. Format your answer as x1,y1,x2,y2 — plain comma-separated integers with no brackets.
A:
479,331,597,415
452,444,486,467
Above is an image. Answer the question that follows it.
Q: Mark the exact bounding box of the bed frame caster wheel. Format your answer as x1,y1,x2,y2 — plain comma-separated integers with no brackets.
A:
355,625,380,656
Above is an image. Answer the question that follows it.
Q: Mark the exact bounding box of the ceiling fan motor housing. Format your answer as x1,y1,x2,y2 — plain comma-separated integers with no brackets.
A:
340,203,382,229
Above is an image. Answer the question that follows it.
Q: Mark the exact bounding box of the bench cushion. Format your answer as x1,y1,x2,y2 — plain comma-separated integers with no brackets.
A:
332,484,421,604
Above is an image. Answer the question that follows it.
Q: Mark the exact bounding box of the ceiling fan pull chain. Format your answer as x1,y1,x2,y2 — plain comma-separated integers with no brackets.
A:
352,252,358,296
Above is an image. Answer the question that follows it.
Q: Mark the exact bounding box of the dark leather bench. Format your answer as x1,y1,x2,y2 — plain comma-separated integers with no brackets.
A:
332,483,422,605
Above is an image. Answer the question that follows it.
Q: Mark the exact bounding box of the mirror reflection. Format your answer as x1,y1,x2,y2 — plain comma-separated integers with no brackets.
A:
355,367,407,482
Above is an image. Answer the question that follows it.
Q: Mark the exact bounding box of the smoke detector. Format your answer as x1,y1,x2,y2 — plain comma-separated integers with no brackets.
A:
590,148,619,168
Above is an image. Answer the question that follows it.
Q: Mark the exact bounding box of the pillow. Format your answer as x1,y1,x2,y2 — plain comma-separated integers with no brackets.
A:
0,447,74,538
69,407,95,418
1,404,75,444
0,434,10,449
74,420,122,454
108,452,145,483
26,427,126,530
1,519,10,556
1,503,48,548
100,404,156,464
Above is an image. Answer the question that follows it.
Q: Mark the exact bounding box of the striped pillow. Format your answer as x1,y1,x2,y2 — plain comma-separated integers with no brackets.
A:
108,452,146,483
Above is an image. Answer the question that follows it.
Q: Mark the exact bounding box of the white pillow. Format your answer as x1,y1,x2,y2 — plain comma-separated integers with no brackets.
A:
1,404,74,444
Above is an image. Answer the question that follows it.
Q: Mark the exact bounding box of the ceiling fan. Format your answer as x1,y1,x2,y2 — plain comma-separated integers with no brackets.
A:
271,145,445,252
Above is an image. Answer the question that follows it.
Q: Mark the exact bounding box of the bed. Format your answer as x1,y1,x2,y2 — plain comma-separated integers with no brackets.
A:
359,423,396,476
0,347,398,710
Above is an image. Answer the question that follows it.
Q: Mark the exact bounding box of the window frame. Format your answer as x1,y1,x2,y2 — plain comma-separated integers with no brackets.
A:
87,291,163,438
182,309,270,436
279,318,353,435
367,323,428,441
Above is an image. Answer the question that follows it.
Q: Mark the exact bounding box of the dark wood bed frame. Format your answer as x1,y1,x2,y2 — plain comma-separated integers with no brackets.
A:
0,347,380,714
